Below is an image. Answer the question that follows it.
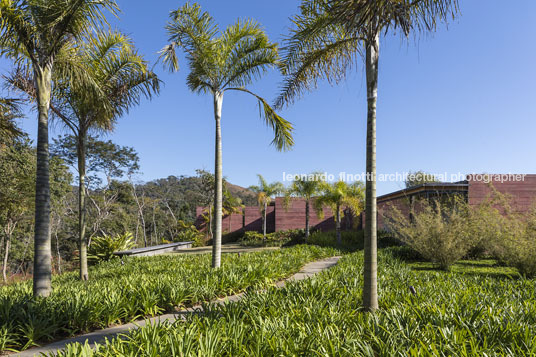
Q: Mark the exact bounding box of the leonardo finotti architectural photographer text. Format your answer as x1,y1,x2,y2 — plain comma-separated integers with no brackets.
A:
282,172,527,183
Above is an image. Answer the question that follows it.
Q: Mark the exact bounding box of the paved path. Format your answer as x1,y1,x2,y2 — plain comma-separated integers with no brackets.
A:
14,256,341,357
169,243,280,255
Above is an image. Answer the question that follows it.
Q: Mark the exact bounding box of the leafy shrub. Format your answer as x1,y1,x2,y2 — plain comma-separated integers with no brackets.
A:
239,229,304,247
386,198,475,270
175,220,204,247
466,191,536,277
0,245,336,353
88,233,136,263
484,206,536,277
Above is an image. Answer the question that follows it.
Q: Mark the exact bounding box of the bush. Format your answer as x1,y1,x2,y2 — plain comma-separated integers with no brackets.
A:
175,220,204,247
386,198,475,270
88,233,136,263
484,206,536,277
239,229,305,247
467,191,536,277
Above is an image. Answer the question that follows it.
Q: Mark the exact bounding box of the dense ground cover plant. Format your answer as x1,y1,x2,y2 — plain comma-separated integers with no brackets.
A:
53,247,536,356
0,245,336,352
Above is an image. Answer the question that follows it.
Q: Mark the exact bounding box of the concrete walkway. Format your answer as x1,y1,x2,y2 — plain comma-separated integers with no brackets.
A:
168,243,280,255
14,256,341,357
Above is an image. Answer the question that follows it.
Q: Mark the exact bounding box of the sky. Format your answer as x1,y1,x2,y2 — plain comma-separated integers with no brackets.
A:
1,0,535,195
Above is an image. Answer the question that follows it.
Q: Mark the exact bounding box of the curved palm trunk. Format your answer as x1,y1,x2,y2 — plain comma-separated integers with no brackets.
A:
212,91,224,268
336,204,341,247
263,201,267,241
77,133,89,281
363,33,379,312
33,65,53,297
305,199,310,240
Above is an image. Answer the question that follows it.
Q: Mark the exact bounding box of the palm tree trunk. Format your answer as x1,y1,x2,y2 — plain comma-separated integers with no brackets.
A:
212,91,224,268
336,204,341,247
263,201,267,241
33,65,53,297
363,33,379,312
305,199,310,240
77,133,89,281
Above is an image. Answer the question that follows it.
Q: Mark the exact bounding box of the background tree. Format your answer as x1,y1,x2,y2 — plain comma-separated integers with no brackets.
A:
249,175,284,241
0,98,23,146
405,170,439,188
8,30,158,280
0,0,118,297
161,3,294,268
284,173,325,239
314,181,365,246
0,139,34,281
277,0,458,311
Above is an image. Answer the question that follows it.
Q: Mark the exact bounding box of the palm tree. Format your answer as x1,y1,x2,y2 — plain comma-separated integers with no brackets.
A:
161,3,294,268
223,189,244,233
314,181,365,246
284,172,324,239
8,31,160,280
0,0,117,297
276,0,458,311
249,175,284,241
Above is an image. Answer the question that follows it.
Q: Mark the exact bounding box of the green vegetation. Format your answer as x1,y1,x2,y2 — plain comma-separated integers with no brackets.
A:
239,229,305,247
386,192,536,276
52,248,536,356
387,197,474,270
87,233,136,263
0,245,335,353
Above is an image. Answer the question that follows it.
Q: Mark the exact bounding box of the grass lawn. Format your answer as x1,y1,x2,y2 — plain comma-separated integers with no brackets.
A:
53,246,536,356
0,245,337,353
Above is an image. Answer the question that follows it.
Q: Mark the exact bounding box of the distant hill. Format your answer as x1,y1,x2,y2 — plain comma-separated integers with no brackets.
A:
226,182,257,206
139,175,257,222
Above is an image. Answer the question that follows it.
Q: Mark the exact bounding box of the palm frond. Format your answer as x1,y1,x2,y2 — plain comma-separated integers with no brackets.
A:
227,87,294,151
276,0,363,109
0,97,24,142
160,2,217,78
219,19,279,89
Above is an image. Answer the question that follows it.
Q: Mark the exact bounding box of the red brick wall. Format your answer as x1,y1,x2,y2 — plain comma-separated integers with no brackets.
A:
195,197,359,234
274,197,336,232
468,174,536,213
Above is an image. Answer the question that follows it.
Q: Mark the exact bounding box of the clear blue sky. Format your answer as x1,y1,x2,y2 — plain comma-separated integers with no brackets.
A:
1,0,535,195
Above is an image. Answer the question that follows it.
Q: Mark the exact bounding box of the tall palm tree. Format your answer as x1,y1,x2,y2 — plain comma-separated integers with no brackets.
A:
277,0,458,311
249,174,284,241
8,31,160,280
161,3,294,268
0,0,118,297
314,181,365,246
284,172,324,239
